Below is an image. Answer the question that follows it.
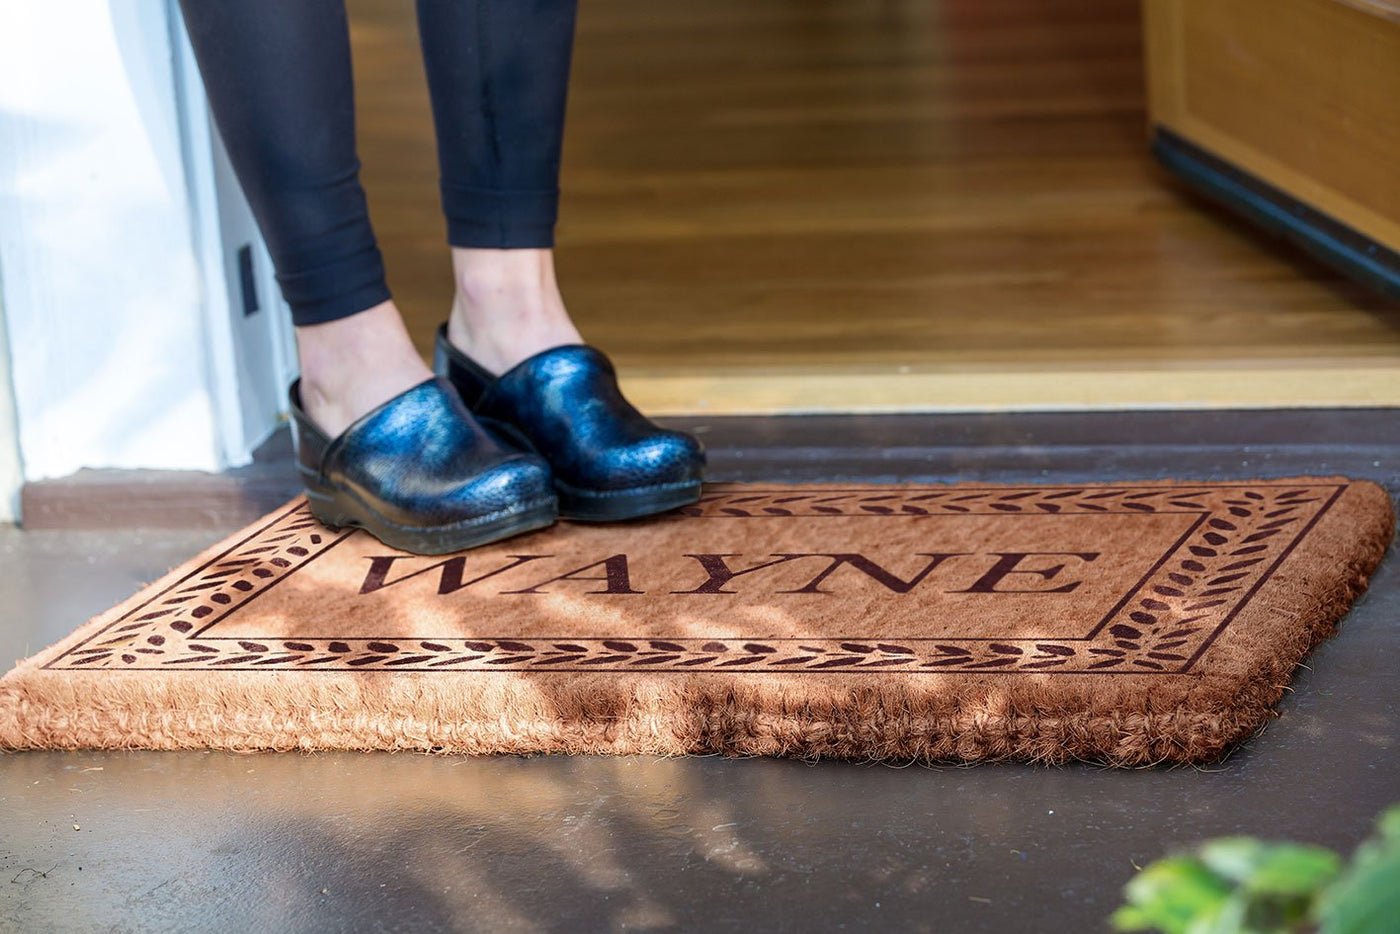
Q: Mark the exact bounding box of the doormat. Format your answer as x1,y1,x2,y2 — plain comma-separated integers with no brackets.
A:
1,479,1392,765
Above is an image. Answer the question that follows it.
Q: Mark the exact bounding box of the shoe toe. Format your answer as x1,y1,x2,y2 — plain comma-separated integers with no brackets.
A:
446,453,555,522
646,429,706,478
597,429,705,490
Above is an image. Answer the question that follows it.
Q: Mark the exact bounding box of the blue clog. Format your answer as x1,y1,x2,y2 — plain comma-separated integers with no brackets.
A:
432,324,705,521
288,375,558,553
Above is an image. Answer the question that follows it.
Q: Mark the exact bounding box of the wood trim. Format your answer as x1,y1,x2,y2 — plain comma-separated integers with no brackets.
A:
1163,127,1400,254
618,364,1400,416
1141,0,1185,130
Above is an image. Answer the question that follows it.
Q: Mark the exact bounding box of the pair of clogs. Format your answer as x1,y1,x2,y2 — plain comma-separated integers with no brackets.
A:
288,324,705,554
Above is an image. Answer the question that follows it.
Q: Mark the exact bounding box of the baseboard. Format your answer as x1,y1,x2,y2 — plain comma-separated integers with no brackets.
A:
1152,127,1400,304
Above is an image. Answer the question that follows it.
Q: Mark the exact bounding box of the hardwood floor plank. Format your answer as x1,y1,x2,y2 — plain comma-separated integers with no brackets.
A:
346,0,1400,411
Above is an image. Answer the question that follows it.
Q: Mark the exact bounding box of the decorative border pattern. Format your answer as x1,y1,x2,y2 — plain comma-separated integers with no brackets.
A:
45,484,1345,676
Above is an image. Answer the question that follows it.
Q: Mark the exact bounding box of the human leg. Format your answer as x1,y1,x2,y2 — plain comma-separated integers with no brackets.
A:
416,0,704,520
176,0,558,551
414,0,583,375
175,0,430,437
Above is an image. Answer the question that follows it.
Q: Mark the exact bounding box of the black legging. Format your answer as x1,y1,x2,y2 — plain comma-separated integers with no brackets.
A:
175,0,578,327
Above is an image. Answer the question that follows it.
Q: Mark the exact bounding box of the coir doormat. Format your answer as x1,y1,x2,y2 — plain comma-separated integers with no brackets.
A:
0,479,1392,765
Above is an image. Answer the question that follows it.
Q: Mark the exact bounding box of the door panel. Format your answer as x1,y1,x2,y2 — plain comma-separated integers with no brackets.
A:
1145,0,1400,251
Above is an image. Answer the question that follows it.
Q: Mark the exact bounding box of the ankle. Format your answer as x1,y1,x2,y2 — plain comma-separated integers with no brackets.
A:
447,248,583,375
299,300,419,374
446,295,583,377
451,247,555,304
294,301,432,436
452,251,567,334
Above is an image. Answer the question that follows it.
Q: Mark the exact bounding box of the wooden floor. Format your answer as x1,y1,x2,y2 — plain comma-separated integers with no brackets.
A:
347,0,1400,412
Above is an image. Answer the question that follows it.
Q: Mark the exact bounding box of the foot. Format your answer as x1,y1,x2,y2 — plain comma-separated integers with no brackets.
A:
288,374,558,554
295,299,433,439
445,247,584,377
434,329,706,522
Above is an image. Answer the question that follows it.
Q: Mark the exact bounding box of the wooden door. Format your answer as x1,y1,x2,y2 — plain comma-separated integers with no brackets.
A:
1144,0,1400,298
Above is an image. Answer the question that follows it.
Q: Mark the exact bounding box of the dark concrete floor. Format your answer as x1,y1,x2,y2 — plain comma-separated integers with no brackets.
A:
3,411,1399,933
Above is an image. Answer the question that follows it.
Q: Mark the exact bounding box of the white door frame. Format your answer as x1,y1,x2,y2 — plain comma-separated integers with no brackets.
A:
166,2,297,464
0,0,292,519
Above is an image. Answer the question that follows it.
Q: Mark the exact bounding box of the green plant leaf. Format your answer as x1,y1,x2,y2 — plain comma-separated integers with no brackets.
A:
1114,805,1400,934
1246,844,1342,896
1199,838,1270,885
1186,891,1250,934
1110,904,1154,931
1114,857,1233,934
1318,805,1400,934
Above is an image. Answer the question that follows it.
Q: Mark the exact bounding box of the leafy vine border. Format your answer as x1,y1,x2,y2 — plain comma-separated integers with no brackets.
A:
46,483,1345,676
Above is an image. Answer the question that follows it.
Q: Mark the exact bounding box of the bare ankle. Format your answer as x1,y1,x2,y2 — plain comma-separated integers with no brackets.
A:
294,300,432,436
451,246,552,294
447,248,583,375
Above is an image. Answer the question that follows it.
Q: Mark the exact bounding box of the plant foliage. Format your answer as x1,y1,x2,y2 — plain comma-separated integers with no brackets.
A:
1111,805,1400,934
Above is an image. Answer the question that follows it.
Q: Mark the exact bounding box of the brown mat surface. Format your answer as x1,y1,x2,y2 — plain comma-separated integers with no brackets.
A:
1,478,1392,765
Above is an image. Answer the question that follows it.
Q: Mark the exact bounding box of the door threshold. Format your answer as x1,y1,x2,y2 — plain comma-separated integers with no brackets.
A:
619,363,1400,415
18,408,1399,531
